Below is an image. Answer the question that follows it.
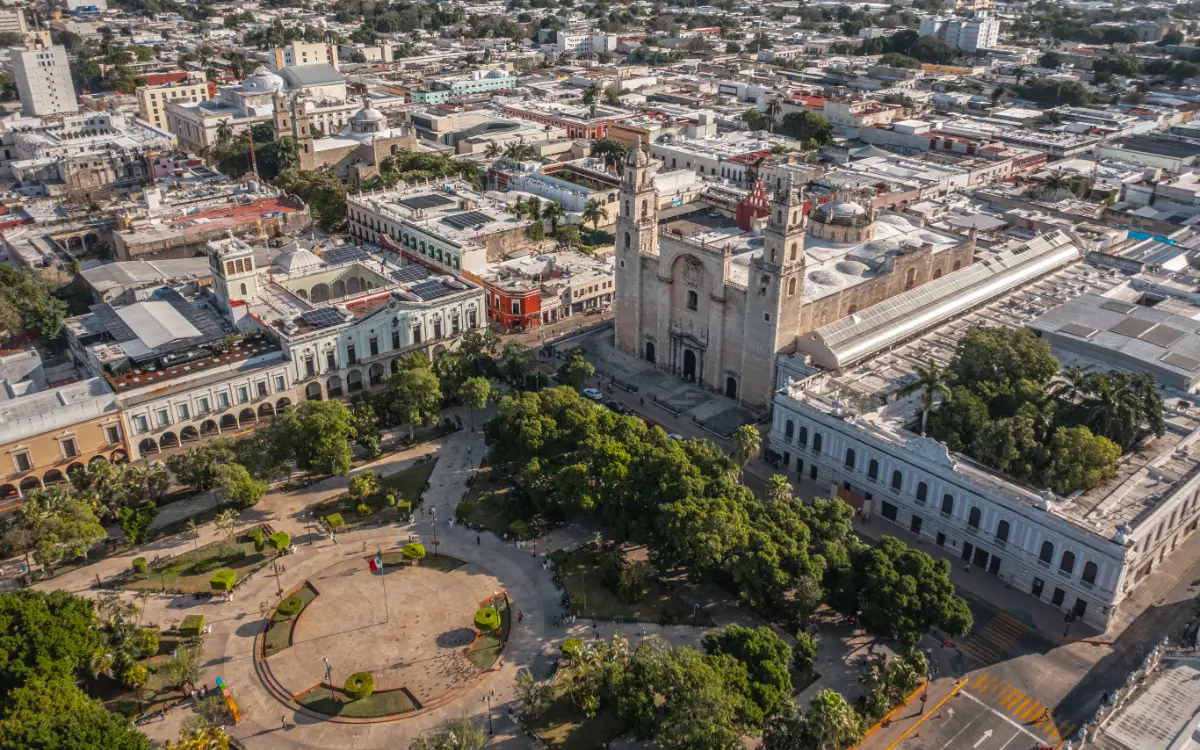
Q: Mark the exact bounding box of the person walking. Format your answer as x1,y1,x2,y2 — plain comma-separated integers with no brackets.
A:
281,715,288,731
517,610,524,623
476,534,481,545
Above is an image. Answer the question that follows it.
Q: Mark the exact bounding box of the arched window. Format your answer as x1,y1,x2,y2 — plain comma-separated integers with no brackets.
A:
933,268,943,279
891,470,903,490
968,507,981,529
798,426,808,447
641,199,648,217
916,482,928,503
1060,550,1076,575
848,305,858,315
789,242,798,261
867,459,879,481
788,277,797,296
1082,561,1098,585
941,494,954,515
812,433,823,453
686,290,698,311
785,420,794,440
996,520,1010,543
844,448,856,469
953,261,962,271
904,267,917,290
1039,541,1054,564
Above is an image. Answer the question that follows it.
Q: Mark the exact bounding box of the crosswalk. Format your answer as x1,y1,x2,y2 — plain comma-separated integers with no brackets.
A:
968,673,1076,747
959,611,1027,666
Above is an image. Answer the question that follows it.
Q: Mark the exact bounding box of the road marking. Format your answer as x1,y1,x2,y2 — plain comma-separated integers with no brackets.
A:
1013,697,1031,715
961,690,1044,742
973,729,994,747
886,681,965,750
1020,701,1041,721
1002,690,1025,709
959,612,1028,666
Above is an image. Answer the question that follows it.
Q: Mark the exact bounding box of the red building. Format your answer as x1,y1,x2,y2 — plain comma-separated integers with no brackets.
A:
483,283,541,332
735,180,770,231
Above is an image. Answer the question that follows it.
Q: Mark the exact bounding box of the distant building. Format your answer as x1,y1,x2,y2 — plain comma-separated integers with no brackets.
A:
273,41,339,72
136,80,209,133
11,43,78,117
556,32,618,55
919,12,1000,53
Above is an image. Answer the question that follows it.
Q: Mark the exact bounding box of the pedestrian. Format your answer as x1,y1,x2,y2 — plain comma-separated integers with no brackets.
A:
476,534,481,545
281,715,288,731
518,610,524,623
964,563,971,573
362,542,367,552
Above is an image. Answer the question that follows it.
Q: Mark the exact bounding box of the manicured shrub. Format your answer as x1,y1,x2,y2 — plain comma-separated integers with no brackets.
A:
402,542,425,561
248,527,264,551
135,627,159,657
344,671,375,699
474,607,501,632
278,595,304,617
508,519,531,539
385,493,397,507
180,615,205,637
356,503,372,516
325,513,344,530
210,569,237,591
269,531,290,551
396,500,412,516
132,557,148,575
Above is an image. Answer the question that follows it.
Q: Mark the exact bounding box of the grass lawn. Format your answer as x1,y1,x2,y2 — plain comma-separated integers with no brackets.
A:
123,532,274,594
456,466,517,536
296,685,419,718
316,460,437,530
467,602,511,671
554,549,713,626
378,551,465,572
528,686,626,750
95,633,200,718
263,582,319,657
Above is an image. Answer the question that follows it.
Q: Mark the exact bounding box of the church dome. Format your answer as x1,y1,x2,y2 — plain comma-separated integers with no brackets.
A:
826,196,867,217
273,246,326,274
353,105,386,124
243,66,285,96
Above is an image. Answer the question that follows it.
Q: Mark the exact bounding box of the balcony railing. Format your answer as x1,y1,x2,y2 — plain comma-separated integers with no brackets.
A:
1080,581,1094,591
1037,559,1050,570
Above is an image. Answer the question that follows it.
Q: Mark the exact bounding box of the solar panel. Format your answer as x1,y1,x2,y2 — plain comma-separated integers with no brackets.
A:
391,265,431,284
323,247,369,265
441,210,492,231
1109,317,1155,338
410,280,455,300
1100,300,1138,315
1058,322,1097,339
399,194,455,211
300,308,345,328
1162,352,1200,372
1141,324,1186,347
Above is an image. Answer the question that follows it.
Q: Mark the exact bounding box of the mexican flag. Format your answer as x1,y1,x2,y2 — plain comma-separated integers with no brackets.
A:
369,552,382,572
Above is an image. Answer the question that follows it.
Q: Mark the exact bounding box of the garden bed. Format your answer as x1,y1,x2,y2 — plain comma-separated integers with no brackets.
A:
313,460,436,531
456,466,520,536
378,551,464,572
552,549,713,626
94,633,201,718
121,528,275,593
295,684,420,718
467,600,511,671
263,582,320,657
527,686,626,750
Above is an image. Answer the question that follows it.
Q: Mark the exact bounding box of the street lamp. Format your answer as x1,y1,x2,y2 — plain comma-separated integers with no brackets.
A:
919,672,932,715
482,690,495,734
431,507,438,551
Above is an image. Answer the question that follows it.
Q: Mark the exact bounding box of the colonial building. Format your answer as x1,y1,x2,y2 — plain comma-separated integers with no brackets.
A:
613,141,974,410
275,98,416,187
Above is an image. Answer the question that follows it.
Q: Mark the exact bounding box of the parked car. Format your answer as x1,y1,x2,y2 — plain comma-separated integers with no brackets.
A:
604,400,624,413
667,433,684,441
582,387,604,401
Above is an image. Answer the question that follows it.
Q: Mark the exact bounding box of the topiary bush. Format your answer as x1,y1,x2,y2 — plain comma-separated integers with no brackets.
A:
180,615,205,637
325,513,344,530
135,627,159,658
278,595,304,617
132,557,148,575
269,531,290,551
210,569,237,591
508,519,531,539
356,503,372,516
402,542,425,561
396,499,412,517
249,527,265,552
344,671,375,700
475,607,501,632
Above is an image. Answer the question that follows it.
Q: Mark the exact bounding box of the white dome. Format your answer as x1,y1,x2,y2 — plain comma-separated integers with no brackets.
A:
827,197,867,217
243,66,284,95
835,260,870,277
273,247,326,274
808,270,843,286
353,105,386,123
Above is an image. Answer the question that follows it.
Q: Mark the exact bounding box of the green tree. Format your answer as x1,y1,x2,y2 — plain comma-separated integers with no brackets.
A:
898,360,951,435
556,348,595,390
350,399,382,458
348,470,379,502
0,591,99,694
582,198,609,230
458,376,491,431
0,677,151,750
806,689,866,750
5,489,106,572
1038,51,1062,69
116,503,157,545
744,107,772,132
732,424,761,470
778,110,834,146
166,439,237,491
384,361,442,440
273,168,348,232
407,716,487,750
702,625,794,719
281,400,356,475
879,52,921,68
499,339,537,388
213,464,266,508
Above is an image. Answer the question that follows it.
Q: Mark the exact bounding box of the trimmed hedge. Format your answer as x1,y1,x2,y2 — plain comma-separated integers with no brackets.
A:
269,531,290,551
474,607,501,632
131,557,148,575
210,569,237,591
278,595,304,617
344,671,375,700
180,615,205,637
325,513,344,530
402,542,425,561
249,527,265,552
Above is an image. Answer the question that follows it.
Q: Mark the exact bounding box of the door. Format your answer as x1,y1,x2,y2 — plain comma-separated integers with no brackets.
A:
725,376,738,400
783,451,791,470
1051,587,1065,607
987,555,1001,575
645,341,655,363
682,349,697,381
973,548,989,568
1031,577,1044,598
809,464,818,481
1073,598,1088,619
910,515,923,535
881,501,897,522
936,531,946,547
962,541,974,562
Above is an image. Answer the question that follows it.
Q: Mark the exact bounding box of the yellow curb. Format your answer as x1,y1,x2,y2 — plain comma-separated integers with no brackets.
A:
882,681,966,750
859,681,929,742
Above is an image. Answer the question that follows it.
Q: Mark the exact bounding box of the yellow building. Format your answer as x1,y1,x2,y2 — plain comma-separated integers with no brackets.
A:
273,42,339,71
0,352,127,510
137,81,209,133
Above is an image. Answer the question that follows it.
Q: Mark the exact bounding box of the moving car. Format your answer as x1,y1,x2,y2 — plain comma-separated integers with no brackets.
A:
582,387,604,400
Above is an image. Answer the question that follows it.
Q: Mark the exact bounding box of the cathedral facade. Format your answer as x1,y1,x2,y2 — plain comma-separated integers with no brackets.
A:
614,143,975,411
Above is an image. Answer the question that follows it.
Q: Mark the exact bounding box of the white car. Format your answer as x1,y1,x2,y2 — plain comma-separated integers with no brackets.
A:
668,433,685,441
582,387,604,400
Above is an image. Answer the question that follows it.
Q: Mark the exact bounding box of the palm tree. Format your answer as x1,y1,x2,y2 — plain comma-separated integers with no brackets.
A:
1014,66,1027,85
512,196,527,219
1041,170,1070,197
1051,365,1094,405
764,97,782,133
484,142,502,159
543,201,566,232
807,689,864,750
582,199,608,230
215,509,238,554
215,119,234,145
732,424,761,472
581,83,600,117
767,474,793,503
898,360,951,436
526,196,542,222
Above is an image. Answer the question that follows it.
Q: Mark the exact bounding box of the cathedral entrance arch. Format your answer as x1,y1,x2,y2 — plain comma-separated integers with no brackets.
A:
725,376,738,401
683,349,697,382
645,341,655,364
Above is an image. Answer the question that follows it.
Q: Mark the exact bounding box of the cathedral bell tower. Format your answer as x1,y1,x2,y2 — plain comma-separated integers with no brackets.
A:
614,137,659,360
745,173,807,383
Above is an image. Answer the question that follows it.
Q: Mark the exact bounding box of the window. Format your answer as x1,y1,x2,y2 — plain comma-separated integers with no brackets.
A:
177,403,190,421
197,397,210,414
326,352,337,371
60,438,79,459
798,426,808,448
347,345,357,365
105,425,121,444
686,290,698,310
305,357,315,377
412,325,422,344
916,482,928,503
134,414,149,433
217,392,230,409
867,459,879,481
369,337,379,357
468,310,478,328
788,277,797,296
941,494,954,515
12,451,31,473
844,448,856,469
257,382,269,398
1082,561,1098,586
157,409,170,427
1039,541,1055,564
968,507,981,529
784,420,794,440
392,331,401,349
237,386,249,403
996,520,1010,544
891,469,903,491
434,321,443,339
1059,551,1076,575
275,376,286,392
812,433,822,453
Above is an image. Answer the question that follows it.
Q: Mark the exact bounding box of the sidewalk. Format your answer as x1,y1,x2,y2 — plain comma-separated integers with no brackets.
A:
855,678,965,750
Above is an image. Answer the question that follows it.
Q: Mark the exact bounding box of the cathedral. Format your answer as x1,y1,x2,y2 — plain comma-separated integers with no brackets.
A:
614,141,976,411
